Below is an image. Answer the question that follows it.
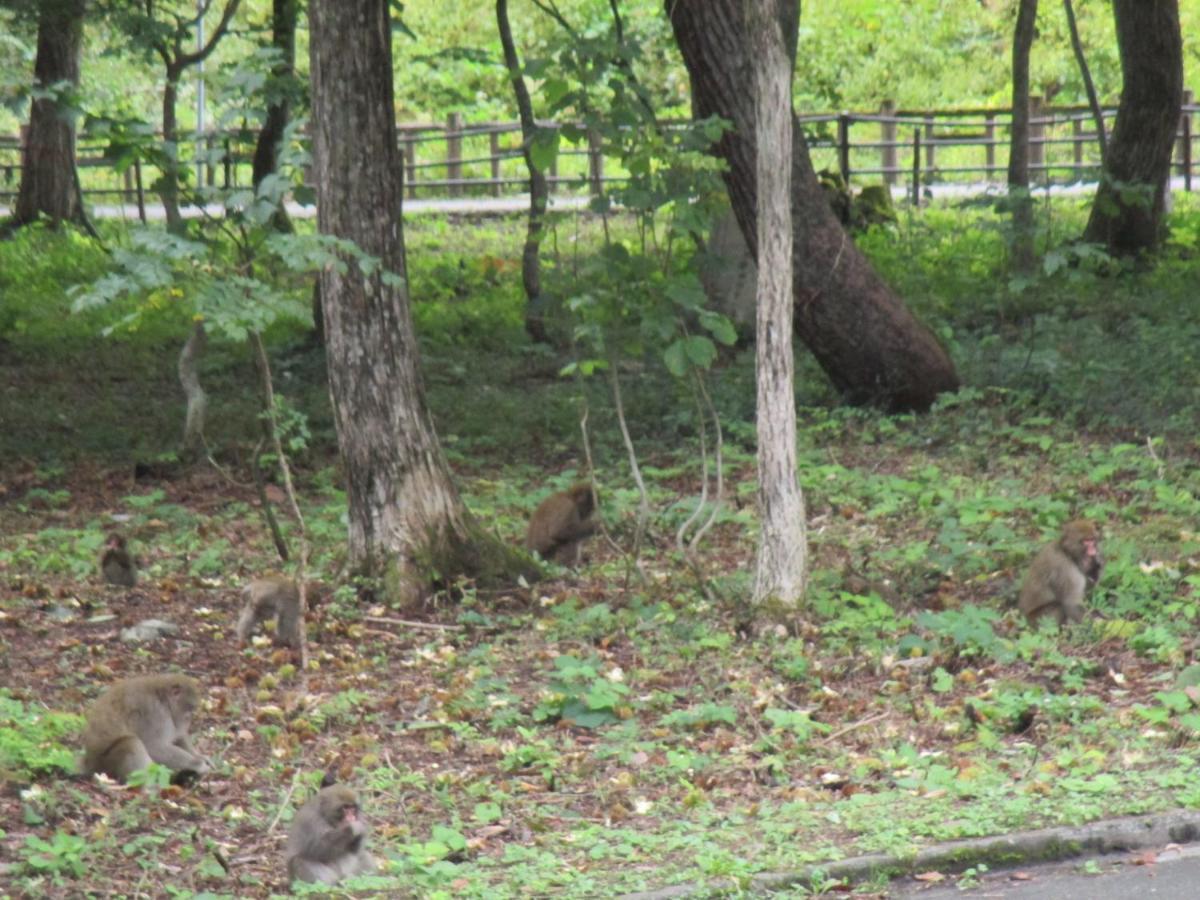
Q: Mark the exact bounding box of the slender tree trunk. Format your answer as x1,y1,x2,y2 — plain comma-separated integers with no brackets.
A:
179,321,209,458
9,0,86,231
251,0,298,234
309,0,528,603
496,0,550,344
1082,0,1182,256
666,0,958,412
159,68,186,234
1008,0,1038,275
1062,0,1106,163
750,0,806,613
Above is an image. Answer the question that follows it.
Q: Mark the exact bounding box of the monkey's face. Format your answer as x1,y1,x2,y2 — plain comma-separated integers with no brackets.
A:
1061,520,1100,566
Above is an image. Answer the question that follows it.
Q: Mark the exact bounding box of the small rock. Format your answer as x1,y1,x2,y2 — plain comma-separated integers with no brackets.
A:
120,619,179,642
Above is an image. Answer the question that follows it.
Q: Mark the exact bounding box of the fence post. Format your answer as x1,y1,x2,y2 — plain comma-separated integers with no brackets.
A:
588,128,604,196
222,136,232,188
984,112,995,179
911,128,921,205
489,128,501,198
1028,95,1045,183
400,135,415,200
837,112,851,184
880,100,897,185
923,114,935,183
1184,99,1194,192
446,112,463,197
1176,89,1193,180
1072,114,1083,178
134,157,146,223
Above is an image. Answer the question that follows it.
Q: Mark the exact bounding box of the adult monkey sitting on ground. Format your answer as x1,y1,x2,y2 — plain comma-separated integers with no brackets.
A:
525,483,598,565
81,674,211,783
1018,519,1103,626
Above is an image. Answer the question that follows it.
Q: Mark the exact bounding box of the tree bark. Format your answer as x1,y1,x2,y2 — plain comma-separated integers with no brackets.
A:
1007,0,1038,275
1062,0,1106,163
309,0,528,603
251,0,298,235
666,0,958,413
749,0,806,613
1082,0,1182,256
496,0,550,344
9,0,86,231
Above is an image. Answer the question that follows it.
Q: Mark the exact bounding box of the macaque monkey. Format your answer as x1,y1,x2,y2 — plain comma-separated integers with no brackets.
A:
525,483,598,565
235,577,303,649
100,533,137,587
81,674,211,782
1018,519,1102,626
286,784,376,885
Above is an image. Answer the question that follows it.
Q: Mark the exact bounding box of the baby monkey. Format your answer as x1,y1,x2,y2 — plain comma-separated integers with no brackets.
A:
235,577,303,649
100,533,137,587
286,783,376,885
1018,519,1103,626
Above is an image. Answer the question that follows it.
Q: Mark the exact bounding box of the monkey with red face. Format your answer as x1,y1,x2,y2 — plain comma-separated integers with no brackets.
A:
286,783,376,885
1018,519,1102,625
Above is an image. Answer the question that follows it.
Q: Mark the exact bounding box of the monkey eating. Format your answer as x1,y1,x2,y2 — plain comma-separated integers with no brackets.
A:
235,577,303,649
286,783,376,885
1018,519,1102,626
81,674,211,783
100,533,137,587
525,483,598,565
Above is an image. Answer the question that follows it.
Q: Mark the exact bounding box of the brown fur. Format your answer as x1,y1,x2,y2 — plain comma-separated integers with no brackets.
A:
525,483,597,565
1018,519,1102,625
81,674,209,782
100,534,137,587
235,577,303,648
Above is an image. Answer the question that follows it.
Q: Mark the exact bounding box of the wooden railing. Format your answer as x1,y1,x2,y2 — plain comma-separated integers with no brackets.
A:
1,95,1196,209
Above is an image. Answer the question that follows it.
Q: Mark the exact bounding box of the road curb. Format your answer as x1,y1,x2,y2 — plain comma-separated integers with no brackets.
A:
619,808,1200,898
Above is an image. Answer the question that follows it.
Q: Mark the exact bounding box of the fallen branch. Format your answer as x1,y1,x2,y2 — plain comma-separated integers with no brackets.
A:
363,615,464,632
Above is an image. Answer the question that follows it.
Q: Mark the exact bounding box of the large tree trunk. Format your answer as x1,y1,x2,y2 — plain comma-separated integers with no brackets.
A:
666,0,959,412
750,0,806,613
496,0,550,345
1082,0,1182,256
309,0,529,604
1007,0,1038,275
9,0,86,231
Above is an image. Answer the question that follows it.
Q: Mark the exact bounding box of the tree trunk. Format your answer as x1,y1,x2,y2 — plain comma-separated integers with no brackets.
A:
1008,0,1038,275
496,0,550,344
750,0,806,613
1082,0,1182,256
178,320,209,459
1063,0,1106,163
309,0,530,603
666,0,958,413
160,68,185,234
10,0,86,231
251,0,298,235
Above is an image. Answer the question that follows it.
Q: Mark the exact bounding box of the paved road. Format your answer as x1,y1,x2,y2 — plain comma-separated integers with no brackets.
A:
890,844,1200,899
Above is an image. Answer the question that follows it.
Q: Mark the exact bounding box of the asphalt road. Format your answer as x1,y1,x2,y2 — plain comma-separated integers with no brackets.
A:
890,844,1200,899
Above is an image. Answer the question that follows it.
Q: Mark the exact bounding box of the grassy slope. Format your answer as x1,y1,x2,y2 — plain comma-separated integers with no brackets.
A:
3,198,1200,896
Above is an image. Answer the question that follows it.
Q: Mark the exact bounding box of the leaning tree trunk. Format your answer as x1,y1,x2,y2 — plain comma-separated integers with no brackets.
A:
309,0,531,604
1007,0,1038,275
667,0,959,412
1082,0,1182,256
750,0,806,613
9,0,86,231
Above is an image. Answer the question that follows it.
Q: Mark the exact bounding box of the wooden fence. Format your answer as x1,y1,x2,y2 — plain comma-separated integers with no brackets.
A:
0,95,1196,210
